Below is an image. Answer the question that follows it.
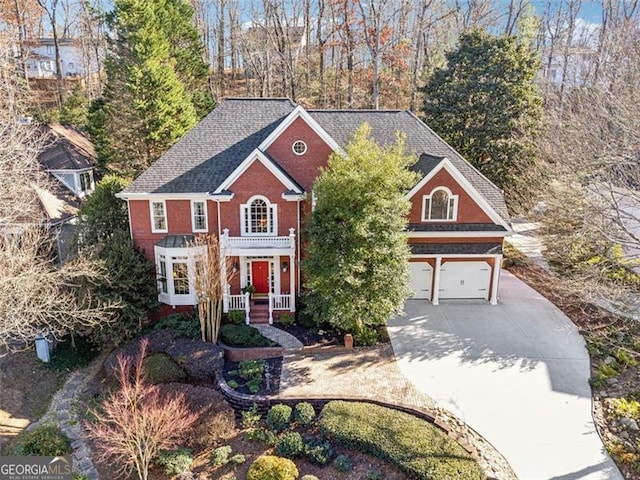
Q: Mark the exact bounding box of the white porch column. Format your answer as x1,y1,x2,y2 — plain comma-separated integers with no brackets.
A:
289,254,295,312
490,254,503,306
432,256,442,306
289,228,296,312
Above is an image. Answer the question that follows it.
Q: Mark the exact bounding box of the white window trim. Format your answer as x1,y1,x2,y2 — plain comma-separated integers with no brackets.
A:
191,200,208,232
240,195,278,236
154,245,205,306
421,187,458,222
76,170,94,197
292,140,307,156
150,200,168,233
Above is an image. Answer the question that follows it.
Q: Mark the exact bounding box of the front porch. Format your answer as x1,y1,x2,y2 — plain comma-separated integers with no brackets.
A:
220,228,296,324
223,291,294,324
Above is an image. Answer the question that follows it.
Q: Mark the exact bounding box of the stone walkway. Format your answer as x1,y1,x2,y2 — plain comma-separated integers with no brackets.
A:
30,350,110,479
278,346,516,480
254,324,303,350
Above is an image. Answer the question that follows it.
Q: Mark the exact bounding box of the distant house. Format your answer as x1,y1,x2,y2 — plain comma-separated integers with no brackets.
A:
35,124,98,261
23,38,96,79
119,98,511,322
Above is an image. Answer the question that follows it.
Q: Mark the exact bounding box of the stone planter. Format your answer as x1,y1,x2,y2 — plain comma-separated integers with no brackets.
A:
218,340,284,361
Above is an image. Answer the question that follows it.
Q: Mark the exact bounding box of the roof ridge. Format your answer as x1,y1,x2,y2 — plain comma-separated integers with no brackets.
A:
308,108,405,113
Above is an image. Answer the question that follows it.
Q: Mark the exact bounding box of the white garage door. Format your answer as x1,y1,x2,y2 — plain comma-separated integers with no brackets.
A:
409,262,433,299
439,261,491,299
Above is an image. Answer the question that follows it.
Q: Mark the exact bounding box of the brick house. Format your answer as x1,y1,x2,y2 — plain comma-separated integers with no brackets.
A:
118,98,511,322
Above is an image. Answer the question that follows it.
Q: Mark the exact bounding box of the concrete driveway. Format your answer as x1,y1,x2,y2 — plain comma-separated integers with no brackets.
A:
388,270,623,480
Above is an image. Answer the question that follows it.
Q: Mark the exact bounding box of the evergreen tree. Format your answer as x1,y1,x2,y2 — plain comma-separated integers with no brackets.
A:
90,0,212,176
78,175,130,244
422,30,543,211
303,124,417,344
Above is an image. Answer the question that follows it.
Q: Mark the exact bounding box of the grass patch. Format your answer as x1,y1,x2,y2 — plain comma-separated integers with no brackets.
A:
319,401,485,480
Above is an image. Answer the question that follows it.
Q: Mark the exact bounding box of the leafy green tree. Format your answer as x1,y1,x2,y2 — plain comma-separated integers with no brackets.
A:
422,29,543,210
91,230,158,345
78,175,130,244
303,124,417,342
90,0,212,175
77,175,157,343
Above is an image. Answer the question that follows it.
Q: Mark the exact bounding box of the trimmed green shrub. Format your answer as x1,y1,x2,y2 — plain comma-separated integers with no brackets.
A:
267,404,292,432
293,402,316,426
304,438,333,466
228,379,239,389
157,447,193,475
73,474,91,480
47,335,99,372
229,454,246,466
353,326,379,346
278,313,295,326
301,476,319,480
228,310,246,325
238,360,265,381
221,324,277,347
276,432,305,458
12,424,72,456
153,313,201,339
365,470,384,480
247,428,278,447
319,401,484,480
211,445,233,467
333,454,353,472
241,404,261,429
142,353,187,384
246,455,299,480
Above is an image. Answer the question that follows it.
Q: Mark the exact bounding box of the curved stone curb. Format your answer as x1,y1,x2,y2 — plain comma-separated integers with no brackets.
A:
214,371,514,480
254,324,303,350
31,349,112,480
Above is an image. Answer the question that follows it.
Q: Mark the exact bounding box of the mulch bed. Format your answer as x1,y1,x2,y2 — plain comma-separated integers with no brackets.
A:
222,357,283,396
274,323,341,347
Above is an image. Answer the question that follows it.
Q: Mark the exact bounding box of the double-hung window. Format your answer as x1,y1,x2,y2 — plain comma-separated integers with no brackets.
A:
151,201,167,232
191,200,207,232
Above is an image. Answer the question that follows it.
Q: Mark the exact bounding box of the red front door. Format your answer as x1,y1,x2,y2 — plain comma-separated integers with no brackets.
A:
251,261,270,294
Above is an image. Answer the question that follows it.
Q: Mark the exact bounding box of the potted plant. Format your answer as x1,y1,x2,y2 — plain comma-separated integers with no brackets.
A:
241,284,256,297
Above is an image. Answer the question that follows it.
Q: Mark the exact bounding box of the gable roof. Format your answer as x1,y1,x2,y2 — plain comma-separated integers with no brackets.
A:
39,124,96,171
308,110,509,221
122,98,508,225
122,98,296,195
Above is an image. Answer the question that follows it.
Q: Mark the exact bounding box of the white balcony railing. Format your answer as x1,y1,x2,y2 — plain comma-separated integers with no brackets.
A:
269,293,295,323
223,288,251,324
220,228,295,253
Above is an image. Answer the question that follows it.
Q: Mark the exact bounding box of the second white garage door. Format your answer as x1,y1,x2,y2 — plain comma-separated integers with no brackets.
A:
439,261,491,299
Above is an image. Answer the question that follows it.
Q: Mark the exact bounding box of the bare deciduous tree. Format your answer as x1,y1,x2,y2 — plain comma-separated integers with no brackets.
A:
0,43,118,352
192,234,233,342
85,339,199,480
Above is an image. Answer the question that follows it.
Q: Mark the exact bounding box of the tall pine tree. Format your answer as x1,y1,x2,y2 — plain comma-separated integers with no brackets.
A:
422,30,543,211
89,0,213,175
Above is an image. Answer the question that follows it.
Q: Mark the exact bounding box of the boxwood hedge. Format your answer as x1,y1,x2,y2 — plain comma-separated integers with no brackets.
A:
319,401,485,480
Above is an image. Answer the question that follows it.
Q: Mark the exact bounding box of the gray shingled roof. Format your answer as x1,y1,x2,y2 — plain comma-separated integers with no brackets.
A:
123,98,296,194
408,223,507,232
308,110,509,222
124,99,509,225
410,243,503,255
39,125,95,171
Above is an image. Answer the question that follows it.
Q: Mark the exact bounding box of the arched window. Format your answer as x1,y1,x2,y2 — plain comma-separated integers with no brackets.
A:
242,196,277,235
422,187,458,221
